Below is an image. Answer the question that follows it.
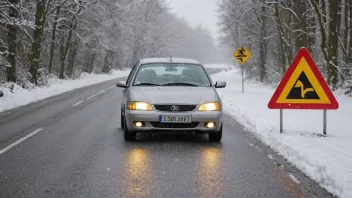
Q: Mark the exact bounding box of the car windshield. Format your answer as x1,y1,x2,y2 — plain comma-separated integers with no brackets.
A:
132,63,211,87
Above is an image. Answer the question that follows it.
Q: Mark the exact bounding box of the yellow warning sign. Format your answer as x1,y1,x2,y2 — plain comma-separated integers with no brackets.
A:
233,47,251,64
268,48,339,110
276,57,330,104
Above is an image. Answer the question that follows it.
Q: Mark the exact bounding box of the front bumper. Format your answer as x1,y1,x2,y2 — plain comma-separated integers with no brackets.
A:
125,110,223,133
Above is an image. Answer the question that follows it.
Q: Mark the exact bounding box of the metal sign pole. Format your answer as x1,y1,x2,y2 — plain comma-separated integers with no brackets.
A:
233,46,251,94
323,109,327,136
241,64,244,93
280,109,283,133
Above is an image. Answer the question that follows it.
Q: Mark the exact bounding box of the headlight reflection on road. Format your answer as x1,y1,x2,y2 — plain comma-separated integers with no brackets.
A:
119,148,156,198
196,147,224,197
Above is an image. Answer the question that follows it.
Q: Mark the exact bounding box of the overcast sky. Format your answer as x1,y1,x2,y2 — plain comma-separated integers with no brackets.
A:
167,0,220,42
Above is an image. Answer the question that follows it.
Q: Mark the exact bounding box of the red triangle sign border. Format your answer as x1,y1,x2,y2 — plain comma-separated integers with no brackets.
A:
268,47,339,110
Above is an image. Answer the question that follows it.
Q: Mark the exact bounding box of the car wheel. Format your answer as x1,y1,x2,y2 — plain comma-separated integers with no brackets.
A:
124,118,136,141
120,112,124,129
209,124,222,142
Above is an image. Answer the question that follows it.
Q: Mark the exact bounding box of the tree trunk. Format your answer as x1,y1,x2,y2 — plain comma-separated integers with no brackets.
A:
344,0,349,60
348,0,352,64
48,4,61,73
312,0,329,74
29,1,46,84
307,5,316,53
83,53,90,72
102,55,109,74
327,0,342,88
274,3,287,75
58,6,81,79
259,36,267,82
59,37,65,79
321,0,327,24
6,0,20,82
259,0,267,82
88,54,95,73
67,40,78,77
287,7,293,63
102,50,113,73
294,0,308,51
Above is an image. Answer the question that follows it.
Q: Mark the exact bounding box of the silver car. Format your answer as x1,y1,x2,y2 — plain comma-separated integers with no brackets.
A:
116,58,226,142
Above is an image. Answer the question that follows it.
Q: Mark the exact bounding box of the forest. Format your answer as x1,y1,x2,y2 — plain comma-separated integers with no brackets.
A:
218,0,352,95
0,0,222,87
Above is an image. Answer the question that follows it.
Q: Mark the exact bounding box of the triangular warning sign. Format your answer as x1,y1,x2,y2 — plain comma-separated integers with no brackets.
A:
268,48,339,109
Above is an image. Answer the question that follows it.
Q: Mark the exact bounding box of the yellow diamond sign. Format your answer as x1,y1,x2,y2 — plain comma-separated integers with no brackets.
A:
233,47,251,65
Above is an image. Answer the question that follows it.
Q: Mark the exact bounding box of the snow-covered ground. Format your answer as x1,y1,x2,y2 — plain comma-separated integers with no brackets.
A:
203,64,232,69
210,66,352,198
0,69,130,113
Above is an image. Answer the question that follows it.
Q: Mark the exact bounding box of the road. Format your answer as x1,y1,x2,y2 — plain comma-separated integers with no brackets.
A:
0,70,334,198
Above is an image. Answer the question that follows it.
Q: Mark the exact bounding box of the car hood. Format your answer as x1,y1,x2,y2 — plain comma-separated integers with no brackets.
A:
130,87,217,104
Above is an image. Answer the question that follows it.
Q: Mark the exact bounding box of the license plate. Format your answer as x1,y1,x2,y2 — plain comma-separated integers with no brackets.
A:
159,115,192,123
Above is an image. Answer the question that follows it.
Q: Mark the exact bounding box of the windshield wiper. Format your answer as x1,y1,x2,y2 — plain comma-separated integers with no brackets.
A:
134,83,161,86
162,83,199,87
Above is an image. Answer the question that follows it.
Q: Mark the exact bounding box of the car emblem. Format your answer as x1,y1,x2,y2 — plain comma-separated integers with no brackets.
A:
170,105,180,112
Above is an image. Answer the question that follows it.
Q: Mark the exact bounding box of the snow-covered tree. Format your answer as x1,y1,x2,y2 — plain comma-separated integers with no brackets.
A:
218,0,352,93
0,0,222,86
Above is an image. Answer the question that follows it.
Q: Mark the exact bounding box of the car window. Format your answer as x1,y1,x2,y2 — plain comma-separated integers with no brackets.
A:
132,63,211,87
126,61,139,86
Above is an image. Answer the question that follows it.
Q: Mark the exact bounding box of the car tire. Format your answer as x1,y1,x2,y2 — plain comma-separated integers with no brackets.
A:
124,118,136,141
209,124,222,142
120,112,124,129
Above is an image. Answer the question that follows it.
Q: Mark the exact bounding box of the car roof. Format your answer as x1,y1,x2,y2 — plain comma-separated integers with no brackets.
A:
140,58,201,65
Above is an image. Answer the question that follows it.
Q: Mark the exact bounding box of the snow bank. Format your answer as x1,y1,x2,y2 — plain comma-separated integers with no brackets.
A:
203,64,233,69
210,67,352,198
0,69,130,113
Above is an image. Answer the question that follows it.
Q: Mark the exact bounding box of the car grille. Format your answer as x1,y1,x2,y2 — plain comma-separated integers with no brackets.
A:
154,105,196,112
150,122,199,129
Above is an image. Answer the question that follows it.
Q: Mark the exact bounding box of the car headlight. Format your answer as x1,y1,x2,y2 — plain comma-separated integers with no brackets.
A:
128,102,153,111
198,102,221,111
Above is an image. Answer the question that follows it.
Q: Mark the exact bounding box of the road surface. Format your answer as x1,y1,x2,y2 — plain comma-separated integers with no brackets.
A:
0,70,334,198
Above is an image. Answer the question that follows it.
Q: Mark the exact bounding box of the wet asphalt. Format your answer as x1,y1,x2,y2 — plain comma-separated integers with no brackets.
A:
0,70,334,198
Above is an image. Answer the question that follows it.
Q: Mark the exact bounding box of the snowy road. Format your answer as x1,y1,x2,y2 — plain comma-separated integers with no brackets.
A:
0,71,334,197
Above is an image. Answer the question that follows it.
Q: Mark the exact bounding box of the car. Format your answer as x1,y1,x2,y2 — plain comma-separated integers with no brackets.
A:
116,58,226,142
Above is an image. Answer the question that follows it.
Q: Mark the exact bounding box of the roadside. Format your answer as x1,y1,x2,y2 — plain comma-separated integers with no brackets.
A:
211,66,352,198
0,69,130,113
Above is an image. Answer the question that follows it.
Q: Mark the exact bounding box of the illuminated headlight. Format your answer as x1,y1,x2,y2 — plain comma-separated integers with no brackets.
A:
128,102,153,111
205,122,216,128
198,102,221,111
134,121,145,127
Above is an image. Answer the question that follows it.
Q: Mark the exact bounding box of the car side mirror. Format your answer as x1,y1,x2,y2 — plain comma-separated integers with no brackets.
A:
215,81,226,88
116,81,128,88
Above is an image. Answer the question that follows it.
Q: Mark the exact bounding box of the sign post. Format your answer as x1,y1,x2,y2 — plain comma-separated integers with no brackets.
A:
323,109,327,136
233,47,251,93
268,48,339,136
241,64,244,93
280,109,283,134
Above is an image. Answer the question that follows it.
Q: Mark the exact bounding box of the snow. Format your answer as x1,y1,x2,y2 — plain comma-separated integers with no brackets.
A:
267,154,275,160
141,57,200,64
209,66,352,198
288,173,300,184
0,69,130,113
203,64,232,69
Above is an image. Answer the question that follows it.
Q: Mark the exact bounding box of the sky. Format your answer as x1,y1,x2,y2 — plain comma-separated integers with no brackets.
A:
167,0,220,43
